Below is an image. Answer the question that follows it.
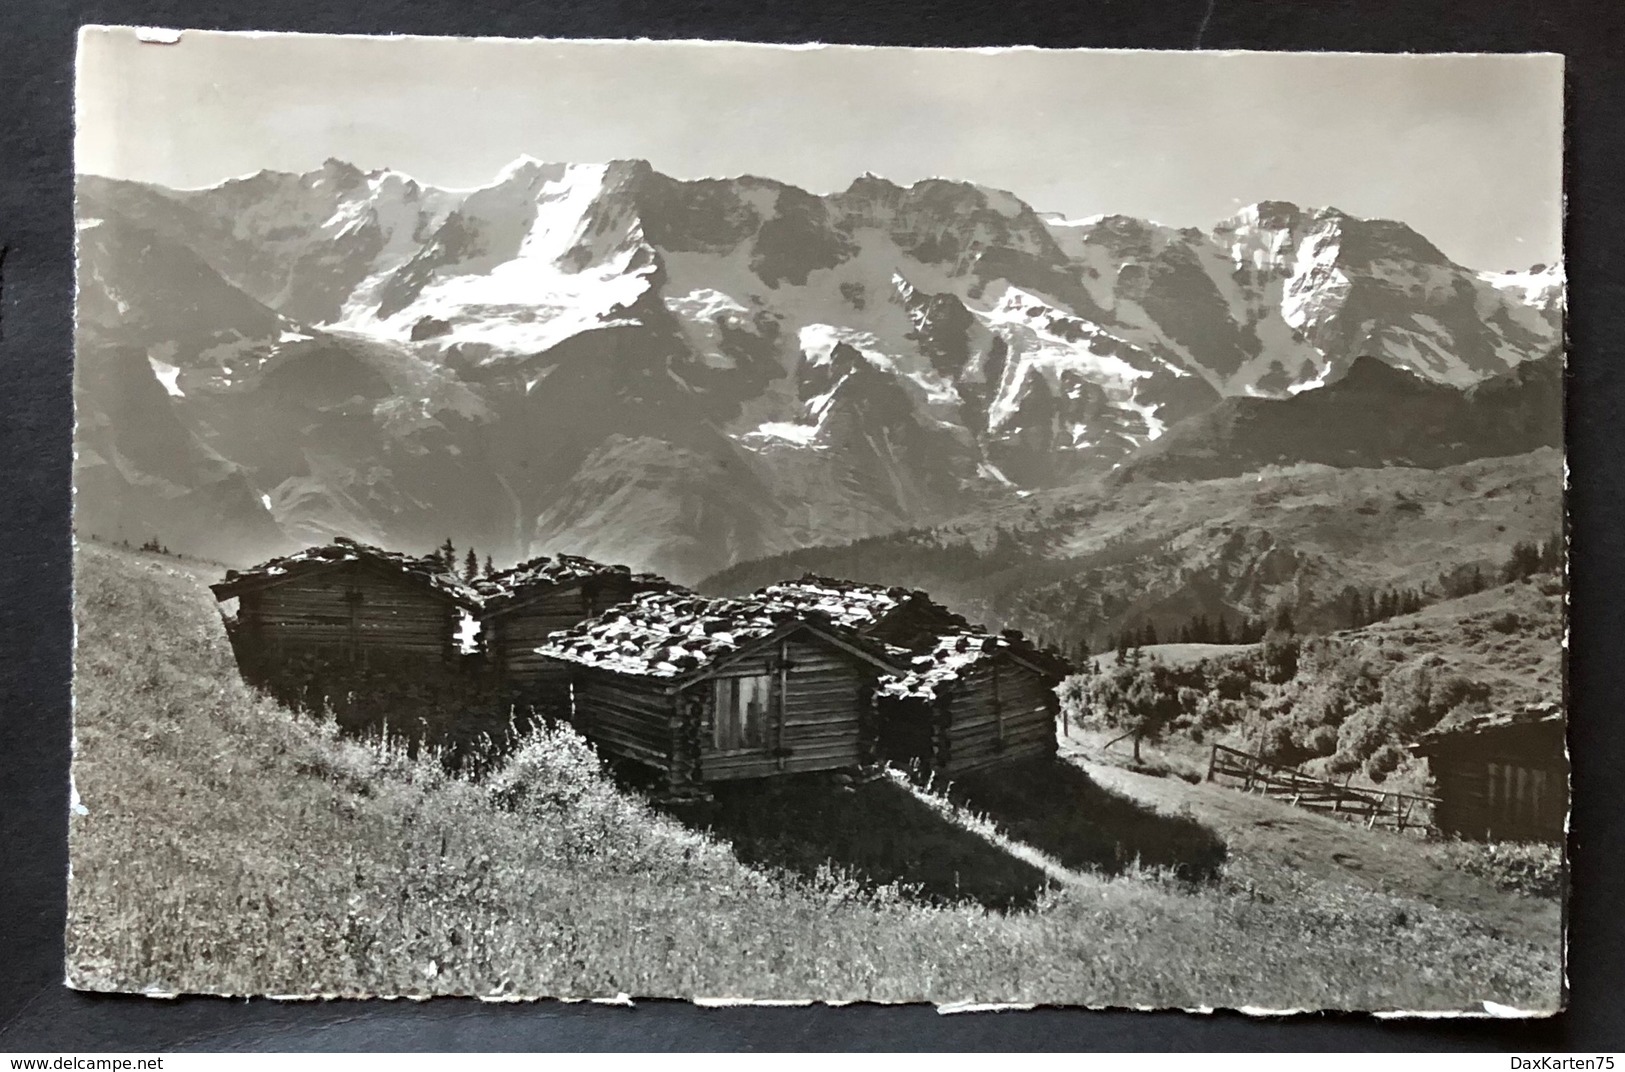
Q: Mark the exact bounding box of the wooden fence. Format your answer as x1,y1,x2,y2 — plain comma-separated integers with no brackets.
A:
1206,743,1439,833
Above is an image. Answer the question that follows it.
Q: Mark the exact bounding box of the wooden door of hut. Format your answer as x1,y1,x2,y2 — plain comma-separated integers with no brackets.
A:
705,642,801,773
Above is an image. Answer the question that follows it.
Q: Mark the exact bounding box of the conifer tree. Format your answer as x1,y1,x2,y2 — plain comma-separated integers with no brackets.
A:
1503,539,1542,583
464,547,479,582
1539,533,1564,573
438,537,456,572
484,554,495,577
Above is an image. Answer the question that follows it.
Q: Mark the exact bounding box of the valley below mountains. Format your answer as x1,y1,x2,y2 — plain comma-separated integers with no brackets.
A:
74,157,1562,587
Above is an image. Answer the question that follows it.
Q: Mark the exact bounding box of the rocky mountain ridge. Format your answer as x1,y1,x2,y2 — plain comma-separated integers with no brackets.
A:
74,157,1563,579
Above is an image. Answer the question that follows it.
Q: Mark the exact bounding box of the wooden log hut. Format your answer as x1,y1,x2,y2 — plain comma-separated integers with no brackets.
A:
210,537,481,670
755,574,970,652
473,554,675,696
1410,705,1567,842
535,592,907,795
875,630,1070,778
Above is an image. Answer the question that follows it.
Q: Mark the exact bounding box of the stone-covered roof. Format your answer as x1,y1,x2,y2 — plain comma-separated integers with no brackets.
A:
535,591,905,680
472,553,676,614
756,574,967,633
877,629,1067,701
210,537,482,606
1410,703,1564,755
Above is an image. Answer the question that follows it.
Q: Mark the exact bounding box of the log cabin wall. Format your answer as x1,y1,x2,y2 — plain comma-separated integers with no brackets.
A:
569,668,680,778
486,576,636,689
238,562,460,665
939,657,1059,776
1428,724,1566,842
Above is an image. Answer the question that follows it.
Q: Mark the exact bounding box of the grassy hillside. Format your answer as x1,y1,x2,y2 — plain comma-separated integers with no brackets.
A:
1091,577,1560,705
1065,573,1563,798
68,541,1561,1009
700,448,1562,655
1332,575,1564,706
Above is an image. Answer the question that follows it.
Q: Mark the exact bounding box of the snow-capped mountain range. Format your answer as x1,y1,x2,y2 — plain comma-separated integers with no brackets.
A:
73,157,1563,580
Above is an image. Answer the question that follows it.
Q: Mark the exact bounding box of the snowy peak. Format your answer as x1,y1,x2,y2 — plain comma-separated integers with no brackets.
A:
95,155,1560,400
123,158,1556,433
1231,199,1305,228
363,160,662,354
1479,263,1566,308
1211,200,1306,272
73,156,1565,581
487,153,557,185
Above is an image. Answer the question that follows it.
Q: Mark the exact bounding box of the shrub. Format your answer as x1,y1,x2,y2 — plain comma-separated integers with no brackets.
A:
1302,723,1340,758
1195,694,1233,730
1259,630,1300,684
1081,662,1200,763
1326,750,1362,777
1380,664,1440,734
1433,673,1491,714
1213,667,1252,701
1296,637,1382,707
1252,719,1305,766
1365,742,1407,783
1293,681,1349,729
485,727,604,818
1056,675,1090,725
1428,841,1566,898
1334,706,1394,769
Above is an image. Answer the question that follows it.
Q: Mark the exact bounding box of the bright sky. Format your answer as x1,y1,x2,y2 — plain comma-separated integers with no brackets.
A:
76,28,1564,270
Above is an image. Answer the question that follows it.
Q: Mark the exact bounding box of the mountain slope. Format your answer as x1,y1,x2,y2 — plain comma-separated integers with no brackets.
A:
701,448,1564,653
1115,350,1563,483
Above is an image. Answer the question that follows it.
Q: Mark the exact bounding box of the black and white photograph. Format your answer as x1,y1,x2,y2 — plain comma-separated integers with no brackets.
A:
67,28,1566,1013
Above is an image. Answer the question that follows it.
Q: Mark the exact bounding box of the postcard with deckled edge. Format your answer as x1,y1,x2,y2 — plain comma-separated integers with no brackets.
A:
68,27,1566,1013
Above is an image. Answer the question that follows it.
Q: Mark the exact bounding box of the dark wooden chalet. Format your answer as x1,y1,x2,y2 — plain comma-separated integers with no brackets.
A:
875,630,1070,777
1411,705,1566,842
473,554,675,691
210,537,481,668
535,592,906,793
755,574,970,652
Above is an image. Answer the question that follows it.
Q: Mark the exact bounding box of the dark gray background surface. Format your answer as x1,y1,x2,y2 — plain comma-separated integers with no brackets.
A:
2,0,1619,1051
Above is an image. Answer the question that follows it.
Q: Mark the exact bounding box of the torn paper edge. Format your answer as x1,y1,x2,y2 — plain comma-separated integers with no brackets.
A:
81,24,1563,63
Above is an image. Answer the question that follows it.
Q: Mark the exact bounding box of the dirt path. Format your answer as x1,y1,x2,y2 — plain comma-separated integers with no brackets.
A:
1059,740,1561,942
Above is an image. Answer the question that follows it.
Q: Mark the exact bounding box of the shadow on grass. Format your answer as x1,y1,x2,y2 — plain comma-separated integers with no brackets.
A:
942,756,1228,884
653,773,1054,911
223,627,541,775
